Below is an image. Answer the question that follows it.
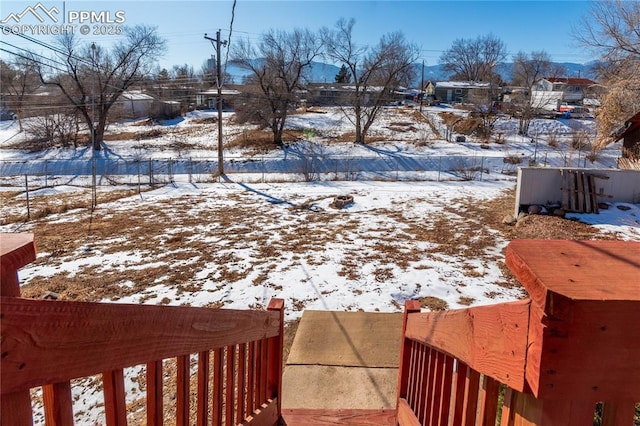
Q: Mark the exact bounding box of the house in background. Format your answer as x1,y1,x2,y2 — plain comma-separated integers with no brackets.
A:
306,83,403,107
531,77,597,111
119,91,155,118
195,86,242,110
434,81,495,104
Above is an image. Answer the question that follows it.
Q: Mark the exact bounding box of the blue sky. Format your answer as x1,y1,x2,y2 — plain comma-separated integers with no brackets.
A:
1,0,596,71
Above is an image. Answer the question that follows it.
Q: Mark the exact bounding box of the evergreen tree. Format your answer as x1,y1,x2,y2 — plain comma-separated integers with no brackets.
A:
335,64,351,83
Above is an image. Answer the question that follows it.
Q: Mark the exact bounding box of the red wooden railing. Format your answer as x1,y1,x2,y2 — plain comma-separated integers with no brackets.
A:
1,233,284,426
397,240,640,425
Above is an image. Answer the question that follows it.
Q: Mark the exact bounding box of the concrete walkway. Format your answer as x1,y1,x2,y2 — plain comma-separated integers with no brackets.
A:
281,310,404,410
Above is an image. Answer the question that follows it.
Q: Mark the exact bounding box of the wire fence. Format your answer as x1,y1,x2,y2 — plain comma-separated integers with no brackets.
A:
0,153,524,187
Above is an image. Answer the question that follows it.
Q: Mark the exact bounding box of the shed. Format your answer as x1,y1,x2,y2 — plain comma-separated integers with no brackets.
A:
119,91,155,118
611,111,640,161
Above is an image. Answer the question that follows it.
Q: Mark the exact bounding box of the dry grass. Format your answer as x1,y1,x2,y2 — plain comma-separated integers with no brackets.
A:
13,184,611,306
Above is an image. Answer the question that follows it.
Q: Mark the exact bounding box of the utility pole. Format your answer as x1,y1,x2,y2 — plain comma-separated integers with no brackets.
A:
91,42,97,211
205,30,227,176
420,60,425,113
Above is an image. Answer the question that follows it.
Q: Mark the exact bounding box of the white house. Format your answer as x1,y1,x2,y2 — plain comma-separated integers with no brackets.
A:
119,91,155,118
531,77,597,111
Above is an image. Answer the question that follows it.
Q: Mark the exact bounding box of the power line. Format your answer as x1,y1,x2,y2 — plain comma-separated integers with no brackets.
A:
0,24,94,67
222,0,237,80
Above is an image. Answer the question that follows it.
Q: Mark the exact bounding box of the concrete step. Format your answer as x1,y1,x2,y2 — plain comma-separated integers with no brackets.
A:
282,310,403,410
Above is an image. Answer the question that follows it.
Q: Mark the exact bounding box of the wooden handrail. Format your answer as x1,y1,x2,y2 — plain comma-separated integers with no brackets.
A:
1,297,281,394
397,240,640,425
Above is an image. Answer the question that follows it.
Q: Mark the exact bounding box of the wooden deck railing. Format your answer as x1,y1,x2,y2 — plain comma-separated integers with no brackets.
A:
397,239,640,425
1,233,284,426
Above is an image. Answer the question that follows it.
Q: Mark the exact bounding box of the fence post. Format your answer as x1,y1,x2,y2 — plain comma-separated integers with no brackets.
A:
137,160,141,194
91,157,97,210
25,174,30,221
480,156,485,182
44,159,48,187
149,159,153,187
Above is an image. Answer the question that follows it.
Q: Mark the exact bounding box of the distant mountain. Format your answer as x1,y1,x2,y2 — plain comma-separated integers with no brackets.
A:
222,59,597,87
413,62,598,86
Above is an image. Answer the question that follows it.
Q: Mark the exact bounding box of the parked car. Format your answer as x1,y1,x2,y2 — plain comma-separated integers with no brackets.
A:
0,110,17,121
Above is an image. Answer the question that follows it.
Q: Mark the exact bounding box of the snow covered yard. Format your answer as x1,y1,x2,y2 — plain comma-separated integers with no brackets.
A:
7,180,520,318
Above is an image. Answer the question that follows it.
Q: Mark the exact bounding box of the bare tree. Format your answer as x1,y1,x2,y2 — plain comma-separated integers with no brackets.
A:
0,58,40,131
512,51,564,88
232,28,322,146
439,34,507,83
322,18,419,143
32,25,166,150
509,51,566,135
575,0,640,152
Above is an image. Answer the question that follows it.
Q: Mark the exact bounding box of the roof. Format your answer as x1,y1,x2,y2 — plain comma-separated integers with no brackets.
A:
612,111,640,142
545,77,597,86
121,91,155,101
198,88,242,96
435,81,492,89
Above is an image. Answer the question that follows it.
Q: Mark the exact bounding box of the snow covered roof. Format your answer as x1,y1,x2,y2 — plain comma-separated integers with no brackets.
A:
198,88,242,96
435,81,492,89
121,91,155,101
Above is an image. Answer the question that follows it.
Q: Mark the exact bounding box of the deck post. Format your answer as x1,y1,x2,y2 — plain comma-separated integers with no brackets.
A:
267,298,285,419
396,300,421,423
1,234,36,425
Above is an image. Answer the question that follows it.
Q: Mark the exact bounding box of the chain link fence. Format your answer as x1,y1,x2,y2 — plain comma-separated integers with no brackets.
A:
0,153,520,186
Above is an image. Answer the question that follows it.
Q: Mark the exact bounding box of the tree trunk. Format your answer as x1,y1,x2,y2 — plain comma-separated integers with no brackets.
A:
93,118,106,151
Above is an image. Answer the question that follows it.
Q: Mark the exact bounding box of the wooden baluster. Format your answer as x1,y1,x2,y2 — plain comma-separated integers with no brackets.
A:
247,341,256,413
103,369,127,426
429,351,446,425
478,375,500,426
225,345,236,426
259,339,268,405
236,343,247,422
416,345,429,423
406,340,418,406
212,348,224,425
176,355,190,426
451,361,469,425
601,401,636,426
146,360,163,426
196,351,209,426
463,368,481,426
437,354,454,426
424,348,439,425
43,381,74,426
